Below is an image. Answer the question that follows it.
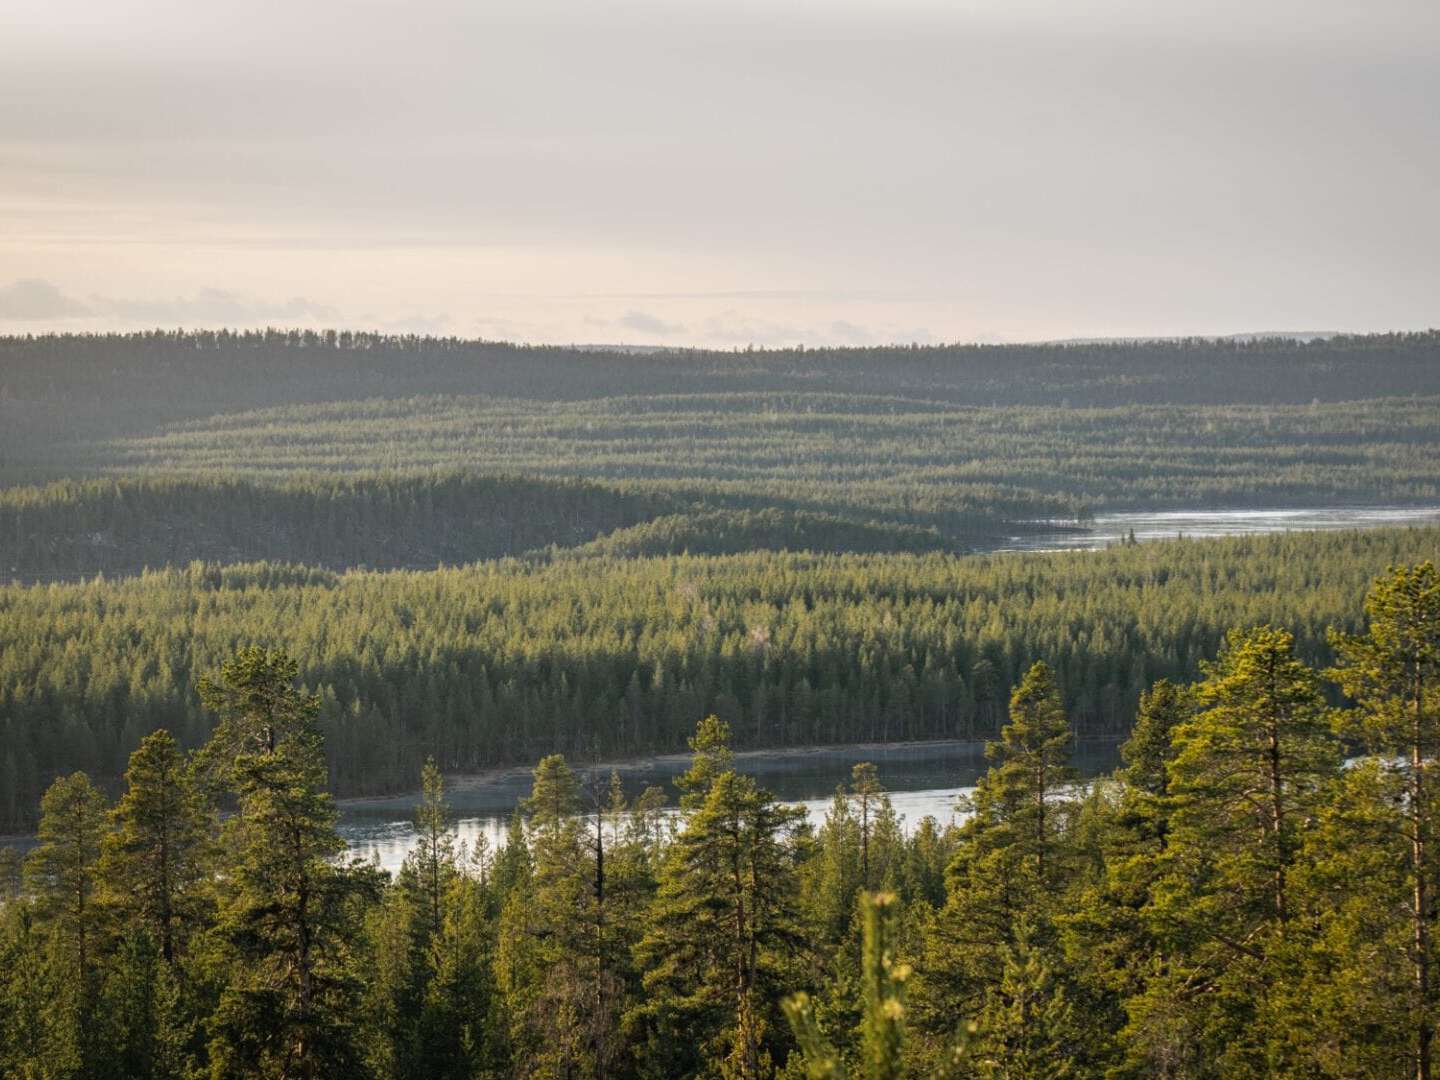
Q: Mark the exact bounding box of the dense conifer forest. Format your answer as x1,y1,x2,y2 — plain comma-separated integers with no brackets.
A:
3,331,1440,580
4,331,1440,1075
3,561,1439,1078
3,525,1436,832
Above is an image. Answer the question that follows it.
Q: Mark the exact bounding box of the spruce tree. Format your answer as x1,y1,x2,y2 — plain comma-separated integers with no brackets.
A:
408,757,457,940
0,845,20,901
785,891,911,1080
0,903,48,1077
417,871,502,1079
973,921,1083,1080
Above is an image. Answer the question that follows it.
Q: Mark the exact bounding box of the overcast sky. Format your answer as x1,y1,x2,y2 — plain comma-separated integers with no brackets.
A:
1,0,1436,346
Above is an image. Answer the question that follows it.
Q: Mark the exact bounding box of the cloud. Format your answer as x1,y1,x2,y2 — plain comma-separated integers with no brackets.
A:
0,279,341,328
699,310,805,346
826,320,938,347
0,278,91,319
91,288,337,325
365,311,452,335
617,310,687,336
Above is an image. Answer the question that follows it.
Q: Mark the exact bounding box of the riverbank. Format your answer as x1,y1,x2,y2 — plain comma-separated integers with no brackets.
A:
337,737,1002,816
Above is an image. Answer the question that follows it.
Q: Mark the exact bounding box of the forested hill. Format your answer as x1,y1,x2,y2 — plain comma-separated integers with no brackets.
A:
2,329,1439,576
3,330,1438,450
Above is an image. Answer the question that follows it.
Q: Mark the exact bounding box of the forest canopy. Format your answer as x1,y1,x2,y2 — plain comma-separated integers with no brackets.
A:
3,331,1439,578
2,524,1435,832
3,560,1439,1078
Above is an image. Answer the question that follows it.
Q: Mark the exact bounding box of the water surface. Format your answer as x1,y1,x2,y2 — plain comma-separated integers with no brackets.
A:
340,740,1120,873
1001,504,1440,552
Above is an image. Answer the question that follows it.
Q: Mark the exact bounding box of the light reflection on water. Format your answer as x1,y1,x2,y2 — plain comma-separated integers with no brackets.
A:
1001,505,1440,552
340,741,1120,874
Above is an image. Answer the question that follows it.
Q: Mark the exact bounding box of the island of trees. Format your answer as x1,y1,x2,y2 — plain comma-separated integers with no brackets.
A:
2,561,1438,1078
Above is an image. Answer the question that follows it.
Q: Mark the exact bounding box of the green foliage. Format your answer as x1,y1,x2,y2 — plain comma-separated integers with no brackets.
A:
981,662,1077,880
633,718,807,1080
972,922,1083,1080
25,773,108,987
786,892,912,1080
201,648,382,1080
3,525,1436,832
408,759,457,938
11,564,1440,1076
1326,561,1440,1079
918,663,1081,1043
4,330,1440,581
98,730,212,964
22,773,109,1077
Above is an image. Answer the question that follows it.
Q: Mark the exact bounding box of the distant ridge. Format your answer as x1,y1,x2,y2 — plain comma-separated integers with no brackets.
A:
1043,330,1340,345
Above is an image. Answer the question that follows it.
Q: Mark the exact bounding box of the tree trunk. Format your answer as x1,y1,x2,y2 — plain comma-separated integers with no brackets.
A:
1414,666,1431,1080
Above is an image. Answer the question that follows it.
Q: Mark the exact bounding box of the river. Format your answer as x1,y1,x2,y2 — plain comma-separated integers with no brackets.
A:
340,740,1120,873
998,504,1440,552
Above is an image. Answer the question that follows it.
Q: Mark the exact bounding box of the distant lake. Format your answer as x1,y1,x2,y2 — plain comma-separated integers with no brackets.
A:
339,740,1121,874
999,504,1440,552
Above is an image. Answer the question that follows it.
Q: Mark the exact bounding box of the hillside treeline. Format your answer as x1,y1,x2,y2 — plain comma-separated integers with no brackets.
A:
2,526,1435,831
3,561,1439,1077
7,391,1440,579
91,393,1440,509
4,328,1439,481
563,508,950,559
0,474,675,581
0,474,1030,584
5,329,1439,424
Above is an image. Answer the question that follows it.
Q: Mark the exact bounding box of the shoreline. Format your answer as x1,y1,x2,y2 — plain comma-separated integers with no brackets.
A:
2,736,1123,844
335,737,997,811
335,735,1127,812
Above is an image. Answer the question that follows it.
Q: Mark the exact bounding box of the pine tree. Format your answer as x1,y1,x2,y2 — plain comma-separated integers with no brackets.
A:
633,751,806,1079
201,649,382,1080
1139,626,1340,1073
99,729,213,964
195,646,323,791
1167,626,1338,929
1276,758,1416,1077
497,753,622,1077
851,763,884,889
920,662,1078,1029
1328,562,1440,1080
24,772,109,1078
973,922,1082,1080
677,714,736,809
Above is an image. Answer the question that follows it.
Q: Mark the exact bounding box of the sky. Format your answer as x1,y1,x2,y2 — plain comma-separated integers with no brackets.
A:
1,0,1437,347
